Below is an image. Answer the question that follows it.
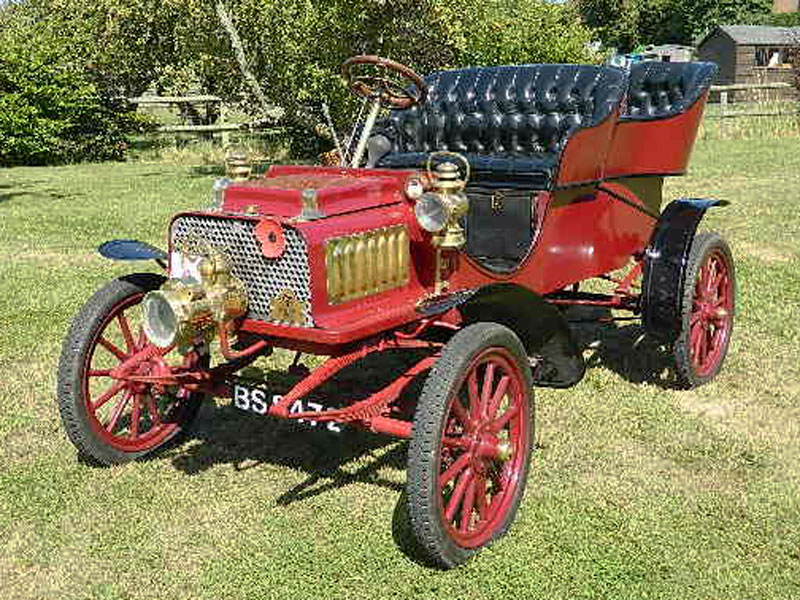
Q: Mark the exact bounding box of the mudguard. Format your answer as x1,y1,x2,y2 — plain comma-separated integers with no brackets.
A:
428,283,586,388
98,240,167,264
642,198,728,342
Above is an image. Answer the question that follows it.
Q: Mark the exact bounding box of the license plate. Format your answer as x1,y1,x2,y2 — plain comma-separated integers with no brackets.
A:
232,383,341,433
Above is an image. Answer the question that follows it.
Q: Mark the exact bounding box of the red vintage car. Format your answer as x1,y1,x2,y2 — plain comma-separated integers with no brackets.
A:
58,56,734,568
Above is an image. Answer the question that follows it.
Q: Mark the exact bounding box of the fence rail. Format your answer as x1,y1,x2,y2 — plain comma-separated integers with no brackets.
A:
707,82,798,120
127,95,280,143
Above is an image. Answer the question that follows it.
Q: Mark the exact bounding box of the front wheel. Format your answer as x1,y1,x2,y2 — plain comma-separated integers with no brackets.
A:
57,273,206,465
406,323,534,568
673,232,735,388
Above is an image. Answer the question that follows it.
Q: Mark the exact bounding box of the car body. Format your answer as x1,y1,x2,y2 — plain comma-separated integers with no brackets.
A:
58,57,735,568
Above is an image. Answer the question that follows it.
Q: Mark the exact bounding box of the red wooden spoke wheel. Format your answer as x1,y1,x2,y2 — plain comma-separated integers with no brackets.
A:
407,323,534,568
58,274,205,465
674,232,735,388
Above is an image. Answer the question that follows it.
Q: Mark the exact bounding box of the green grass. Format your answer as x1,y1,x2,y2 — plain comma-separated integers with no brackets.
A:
1,139,799,599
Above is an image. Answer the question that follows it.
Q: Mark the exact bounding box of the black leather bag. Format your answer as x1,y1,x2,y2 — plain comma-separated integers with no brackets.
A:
465,187,534,267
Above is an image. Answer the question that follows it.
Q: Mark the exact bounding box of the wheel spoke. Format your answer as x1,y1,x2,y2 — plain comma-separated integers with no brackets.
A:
117,313,136,352
143,394,162,428
442,435,470,450
98,337,127,361
697,324,710,365
136,327,147,349
474,473,489,522
130,394,141,440
479,363,496,419
105,390,132,433
459,476,478,533
708,267,723,297
450,397,469,426
467,370,480,422
440,452,471,489
92,381,126,411
486,375,510,421
88,369,112,378
702,261,714,295
445,468,473,523
491,404,520,433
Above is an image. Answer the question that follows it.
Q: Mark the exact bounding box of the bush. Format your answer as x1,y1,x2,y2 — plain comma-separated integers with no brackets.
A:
0,23,140,166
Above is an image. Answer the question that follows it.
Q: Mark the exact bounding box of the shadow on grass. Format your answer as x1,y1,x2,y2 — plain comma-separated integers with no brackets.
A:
567,306,681,390
171,350,430,498
189,165,226,177
167,348,438,565
0,181,79,203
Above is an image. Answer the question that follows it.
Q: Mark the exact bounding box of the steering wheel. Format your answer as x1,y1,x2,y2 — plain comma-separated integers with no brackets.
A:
341,55,428,110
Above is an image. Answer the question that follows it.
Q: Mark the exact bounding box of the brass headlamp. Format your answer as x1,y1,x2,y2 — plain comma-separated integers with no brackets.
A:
414,152,470,249
143,251,248,352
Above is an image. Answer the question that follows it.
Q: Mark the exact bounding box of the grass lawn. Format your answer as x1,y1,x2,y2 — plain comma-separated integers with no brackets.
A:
1,139,799,599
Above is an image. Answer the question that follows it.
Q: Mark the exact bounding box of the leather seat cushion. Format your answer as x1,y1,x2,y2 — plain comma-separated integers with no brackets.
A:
623,61,718,121
374,64,626,185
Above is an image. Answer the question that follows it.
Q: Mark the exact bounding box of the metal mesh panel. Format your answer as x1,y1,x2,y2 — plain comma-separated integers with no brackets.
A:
171,215,313,327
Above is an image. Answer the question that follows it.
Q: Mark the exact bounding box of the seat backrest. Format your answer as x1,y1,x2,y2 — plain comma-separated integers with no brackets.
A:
378,64,627,158
623,61,718,120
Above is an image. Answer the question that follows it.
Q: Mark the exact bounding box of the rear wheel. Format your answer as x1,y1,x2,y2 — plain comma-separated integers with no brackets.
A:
406,323,534,568
673,232,735,388
57,274,206,465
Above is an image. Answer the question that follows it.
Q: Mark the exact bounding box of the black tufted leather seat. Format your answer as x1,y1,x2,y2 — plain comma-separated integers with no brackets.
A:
623,61,718,121
372,64,627,188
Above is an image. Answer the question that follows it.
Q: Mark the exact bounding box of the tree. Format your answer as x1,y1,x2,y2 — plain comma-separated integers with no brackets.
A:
1,0,597,160
573,0,773,51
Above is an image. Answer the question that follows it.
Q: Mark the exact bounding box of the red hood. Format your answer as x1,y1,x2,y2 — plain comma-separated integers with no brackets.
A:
222,165,417,219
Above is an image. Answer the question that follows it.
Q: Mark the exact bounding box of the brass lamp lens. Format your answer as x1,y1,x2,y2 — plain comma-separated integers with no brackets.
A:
415,192,449,233
143,293,179,348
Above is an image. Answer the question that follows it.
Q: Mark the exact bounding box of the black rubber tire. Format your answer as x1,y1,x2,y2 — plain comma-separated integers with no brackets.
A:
673,232,736,388
406,322,534,569
57,273,203,465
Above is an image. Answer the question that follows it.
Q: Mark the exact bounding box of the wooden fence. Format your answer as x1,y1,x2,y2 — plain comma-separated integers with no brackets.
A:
707,82,798,120
127,95,279,145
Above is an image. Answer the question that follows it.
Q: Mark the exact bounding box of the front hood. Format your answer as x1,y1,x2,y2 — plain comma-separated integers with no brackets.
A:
222,165,416,220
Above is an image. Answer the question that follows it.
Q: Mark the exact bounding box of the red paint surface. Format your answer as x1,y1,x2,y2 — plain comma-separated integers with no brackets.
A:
604,93,708,179
556,111,619,187
223,166,416,218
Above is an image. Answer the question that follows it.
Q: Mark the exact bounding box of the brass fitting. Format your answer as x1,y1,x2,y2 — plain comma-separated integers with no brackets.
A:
143,251,248,352
429,158,469,249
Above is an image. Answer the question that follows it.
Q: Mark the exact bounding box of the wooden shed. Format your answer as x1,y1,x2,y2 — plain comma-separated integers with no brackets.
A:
697,25,799,100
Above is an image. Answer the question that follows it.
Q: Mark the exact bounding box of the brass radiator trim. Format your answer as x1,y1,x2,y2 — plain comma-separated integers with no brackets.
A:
325,225,410,305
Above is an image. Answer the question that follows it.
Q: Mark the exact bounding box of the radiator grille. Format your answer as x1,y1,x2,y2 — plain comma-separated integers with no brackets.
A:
325,225,410,305
171,215,313,327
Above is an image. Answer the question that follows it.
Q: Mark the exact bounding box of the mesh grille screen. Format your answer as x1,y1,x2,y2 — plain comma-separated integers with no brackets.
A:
171,215,313,326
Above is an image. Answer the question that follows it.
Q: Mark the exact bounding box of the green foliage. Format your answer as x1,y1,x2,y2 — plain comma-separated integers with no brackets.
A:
574,0,774,51
0,20,139,166
1,0,596,161
747,10,800,27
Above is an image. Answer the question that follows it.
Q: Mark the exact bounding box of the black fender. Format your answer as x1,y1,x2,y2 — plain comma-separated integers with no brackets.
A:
98,239,167,268
422,283,585,388
642,198,728,342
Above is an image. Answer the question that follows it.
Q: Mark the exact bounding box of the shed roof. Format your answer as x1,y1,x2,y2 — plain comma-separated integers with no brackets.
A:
702,25,800,46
